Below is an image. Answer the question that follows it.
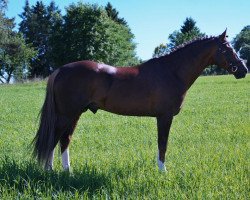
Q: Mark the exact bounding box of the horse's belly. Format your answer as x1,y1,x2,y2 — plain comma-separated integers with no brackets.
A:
102,95,154,116
97,78,157,116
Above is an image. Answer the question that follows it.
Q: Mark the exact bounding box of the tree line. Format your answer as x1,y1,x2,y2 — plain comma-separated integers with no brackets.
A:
0,1,249,83
1,0,139,83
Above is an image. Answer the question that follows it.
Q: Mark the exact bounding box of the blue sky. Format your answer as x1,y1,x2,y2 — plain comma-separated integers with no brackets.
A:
6,0,250,60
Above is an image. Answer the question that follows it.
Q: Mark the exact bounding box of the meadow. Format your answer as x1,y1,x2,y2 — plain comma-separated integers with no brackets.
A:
0,75,249,199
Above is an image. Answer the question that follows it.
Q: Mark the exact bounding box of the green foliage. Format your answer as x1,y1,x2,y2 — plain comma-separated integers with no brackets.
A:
0,75,249,198
167,17,205,51
233,25,250,68
0,33,36,83
202,65,228,76
19,1,139,78
0,0,7,10
168,30,205,51
105,2,127,26
50,3,139,67
19,0,62,78
0,1,36,83
153,17,229,75
180,17,200,34
153,43,168,58
153,17,205,58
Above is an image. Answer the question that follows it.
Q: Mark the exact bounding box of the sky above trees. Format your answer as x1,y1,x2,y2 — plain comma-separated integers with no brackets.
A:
6,0,250,60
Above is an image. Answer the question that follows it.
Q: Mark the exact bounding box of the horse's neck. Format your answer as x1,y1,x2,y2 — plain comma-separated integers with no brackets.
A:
172,44,215,89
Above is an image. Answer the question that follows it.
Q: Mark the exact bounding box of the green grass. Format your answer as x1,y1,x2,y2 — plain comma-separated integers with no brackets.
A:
0,75,249,199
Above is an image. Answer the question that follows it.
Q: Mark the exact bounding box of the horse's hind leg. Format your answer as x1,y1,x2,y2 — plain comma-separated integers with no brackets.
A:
59,116,79,171
60,134,72,171
45,149,55,170
43,115,72,171
43,114,79,171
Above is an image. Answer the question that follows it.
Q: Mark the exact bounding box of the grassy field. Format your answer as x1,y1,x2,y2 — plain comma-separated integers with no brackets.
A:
0,75,249,199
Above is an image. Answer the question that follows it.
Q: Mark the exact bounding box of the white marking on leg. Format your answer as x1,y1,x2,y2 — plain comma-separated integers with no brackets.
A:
45,149,54,170
62,148,70,171
157,151,166,172
97,63,117,74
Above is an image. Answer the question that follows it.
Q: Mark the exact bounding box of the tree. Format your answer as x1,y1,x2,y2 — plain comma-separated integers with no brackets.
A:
233,26,250,68
0,0,7,10
180,17,200,34
0,34,36,83
50,3,139,67
168,17,205,50
19,0,62,78
105,2,127,26
153,44,168,58
202,65,228,76
0,0,36,83
153,17,205,58
152,17,228,75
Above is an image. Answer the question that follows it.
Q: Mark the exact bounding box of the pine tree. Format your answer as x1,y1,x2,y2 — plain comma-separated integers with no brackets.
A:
153,17,204,58
105,2,127,26
0,0,7,10
19,1,62,78
168,17,204,50
180,17,199,34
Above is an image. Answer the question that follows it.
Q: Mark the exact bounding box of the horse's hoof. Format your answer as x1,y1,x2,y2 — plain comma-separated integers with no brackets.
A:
157,160,166,172
63,167,72,174
158,165,166,172
45,165,53,171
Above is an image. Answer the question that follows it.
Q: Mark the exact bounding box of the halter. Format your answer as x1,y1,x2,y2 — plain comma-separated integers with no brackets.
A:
229,63,238,73
219,42,242,74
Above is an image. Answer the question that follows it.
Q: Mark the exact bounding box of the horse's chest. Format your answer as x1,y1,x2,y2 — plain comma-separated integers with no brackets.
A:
172,93,186,115
155,87,186,116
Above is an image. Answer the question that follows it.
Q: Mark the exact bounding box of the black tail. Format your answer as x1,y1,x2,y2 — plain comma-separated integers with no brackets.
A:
33,69,60,166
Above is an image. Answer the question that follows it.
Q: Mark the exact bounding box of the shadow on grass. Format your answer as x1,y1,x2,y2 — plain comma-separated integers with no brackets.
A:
0,157,111,197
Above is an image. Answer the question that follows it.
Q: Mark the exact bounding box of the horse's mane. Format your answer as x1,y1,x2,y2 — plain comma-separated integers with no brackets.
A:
169,35,216,54
145,35,217,64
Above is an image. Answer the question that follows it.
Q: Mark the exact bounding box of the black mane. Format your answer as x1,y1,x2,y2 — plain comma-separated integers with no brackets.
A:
145,36,217,65
168,35,216,54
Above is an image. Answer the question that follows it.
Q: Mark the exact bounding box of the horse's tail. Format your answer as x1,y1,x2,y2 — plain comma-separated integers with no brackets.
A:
33,69,60,166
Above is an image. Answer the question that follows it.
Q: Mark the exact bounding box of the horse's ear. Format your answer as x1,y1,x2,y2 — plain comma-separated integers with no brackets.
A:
219,29,227,41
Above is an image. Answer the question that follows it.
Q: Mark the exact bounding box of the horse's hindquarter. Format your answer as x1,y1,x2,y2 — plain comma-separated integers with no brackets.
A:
54,61,112,116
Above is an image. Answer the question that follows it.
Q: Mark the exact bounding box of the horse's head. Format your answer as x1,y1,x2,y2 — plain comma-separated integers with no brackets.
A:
214,30,248,79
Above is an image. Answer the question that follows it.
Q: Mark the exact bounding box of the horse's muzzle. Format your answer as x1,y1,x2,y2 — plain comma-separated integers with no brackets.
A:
234,73,246,79
233,67,248,79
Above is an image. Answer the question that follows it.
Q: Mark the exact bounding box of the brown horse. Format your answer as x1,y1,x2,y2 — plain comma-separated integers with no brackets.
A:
33,30,247,171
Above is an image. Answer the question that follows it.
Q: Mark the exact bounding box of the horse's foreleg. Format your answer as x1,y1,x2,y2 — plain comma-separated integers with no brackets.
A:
156,114,173,171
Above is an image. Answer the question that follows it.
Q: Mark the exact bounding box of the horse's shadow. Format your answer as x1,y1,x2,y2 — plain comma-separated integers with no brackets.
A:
0,157,111,196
